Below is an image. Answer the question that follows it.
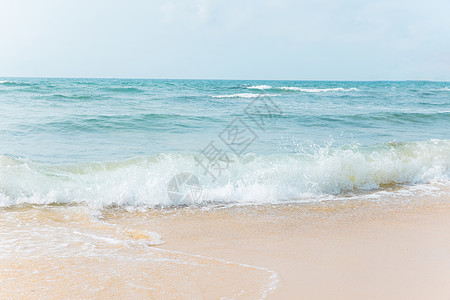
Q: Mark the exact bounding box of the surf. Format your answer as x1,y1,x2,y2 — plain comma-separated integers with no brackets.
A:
1,139,449,208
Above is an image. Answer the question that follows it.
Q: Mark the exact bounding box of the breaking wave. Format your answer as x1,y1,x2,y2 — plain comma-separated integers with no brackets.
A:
247,85,273,90
1,140,449,208
244,85,359,92
212,93,279,98
279,87,359,92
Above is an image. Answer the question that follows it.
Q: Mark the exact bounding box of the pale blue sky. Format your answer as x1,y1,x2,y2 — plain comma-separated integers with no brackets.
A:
0,0,449,80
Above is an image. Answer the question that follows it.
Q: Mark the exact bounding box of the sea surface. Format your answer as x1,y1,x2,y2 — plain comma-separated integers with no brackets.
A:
1,78,450,297
1,78,450,207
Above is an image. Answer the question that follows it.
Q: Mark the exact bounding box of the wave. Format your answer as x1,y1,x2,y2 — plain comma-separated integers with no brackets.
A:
247,85,273,90
1,140,449,208
244,85,359,93
0,80,33,87
439,87,450,91
212,93,279,98
52,94,95,100
100,87,144,93
258,111,450,127
24,113,219,133
279,87,359,92
322,111,450,124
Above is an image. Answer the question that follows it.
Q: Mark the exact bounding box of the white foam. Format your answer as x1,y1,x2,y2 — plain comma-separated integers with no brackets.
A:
1,140,449,208
244,86,359,92
247,85,273,90
212,93,279,98
280,87,359,92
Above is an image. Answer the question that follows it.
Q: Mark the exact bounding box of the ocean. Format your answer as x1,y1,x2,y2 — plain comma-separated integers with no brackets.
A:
0,78,449,207
1,78,450,298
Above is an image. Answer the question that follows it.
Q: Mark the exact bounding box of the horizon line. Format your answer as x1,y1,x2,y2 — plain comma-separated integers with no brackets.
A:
1,75,449,82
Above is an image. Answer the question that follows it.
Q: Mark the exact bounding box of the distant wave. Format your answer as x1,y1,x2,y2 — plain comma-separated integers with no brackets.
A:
439,87,450,91
247,85,273,90
264,111,450,125
24,113,219,133
52,94,95,100
279,87,359,92
212,93,279,98
0,80,32,87
1,140,449,207
100,87,144,93
245,85,359,92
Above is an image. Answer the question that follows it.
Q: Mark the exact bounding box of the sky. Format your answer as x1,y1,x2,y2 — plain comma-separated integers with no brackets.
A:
0,0,449,80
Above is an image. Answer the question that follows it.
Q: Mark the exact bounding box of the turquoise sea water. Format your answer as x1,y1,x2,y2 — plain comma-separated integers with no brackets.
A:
1,78,449,207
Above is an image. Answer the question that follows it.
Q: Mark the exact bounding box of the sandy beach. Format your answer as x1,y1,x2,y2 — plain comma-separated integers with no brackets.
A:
124,195,450,299
157,202,450,299
2,185,450,299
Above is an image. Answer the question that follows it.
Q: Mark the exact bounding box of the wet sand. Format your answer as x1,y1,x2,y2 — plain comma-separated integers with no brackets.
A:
2,190,450,299
109,199,450,299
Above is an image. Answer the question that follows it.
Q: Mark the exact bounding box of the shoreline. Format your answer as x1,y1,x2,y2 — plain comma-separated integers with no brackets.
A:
104,189,450,299
2,190,450,299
